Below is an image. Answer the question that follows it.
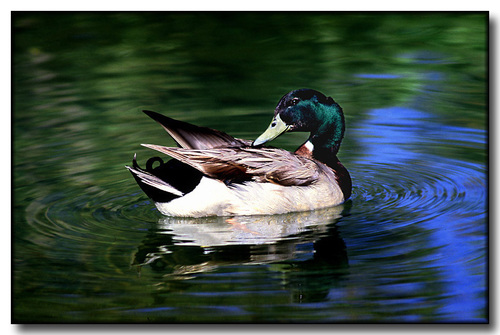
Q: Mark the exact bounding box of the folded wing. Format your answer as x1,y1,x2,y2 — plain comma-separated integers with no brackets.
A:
142,144,320,187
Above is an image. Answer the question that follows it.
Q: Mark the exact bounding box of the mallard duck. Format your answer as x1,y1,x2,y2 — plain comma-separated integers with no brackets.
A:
126,88,351,217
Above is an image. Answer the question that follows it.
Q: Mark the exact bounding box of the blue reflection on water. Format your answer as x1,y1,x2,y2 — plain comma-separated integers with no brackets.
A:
352,106,436,162
349,104,486,321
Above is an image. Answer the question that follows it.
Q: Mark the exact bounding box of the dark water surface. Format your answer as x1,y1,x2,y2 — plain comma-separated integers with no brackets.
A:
13,13,487,323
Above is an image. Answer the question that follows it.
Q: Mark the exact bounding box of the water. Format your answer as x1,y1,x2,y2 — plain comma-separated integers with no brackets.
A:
12,13,487,323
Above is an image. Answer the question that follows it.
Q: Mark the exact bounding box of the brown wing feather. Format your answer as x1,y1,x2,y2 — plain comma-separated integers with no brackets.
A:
141,144,320,186
143,110,252,149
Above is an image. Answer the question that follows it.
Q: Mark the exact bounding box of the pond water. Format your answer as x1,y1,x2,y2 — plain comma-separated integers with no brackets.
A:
12,13,487,323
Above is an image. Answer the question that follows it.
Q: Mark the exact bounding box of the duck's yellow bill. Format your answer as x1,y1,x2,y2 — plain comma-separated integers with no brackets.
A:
252,114,291,146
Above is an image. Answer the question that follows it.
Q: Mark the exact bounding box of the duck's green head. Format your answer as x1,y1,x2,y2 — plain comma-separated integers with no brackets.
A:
253,89,345,153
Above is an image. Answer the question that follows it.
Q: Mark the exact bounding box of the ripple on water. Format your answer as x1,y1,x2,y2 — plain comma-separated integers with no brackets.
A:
353,159,484,216
22,186,157,254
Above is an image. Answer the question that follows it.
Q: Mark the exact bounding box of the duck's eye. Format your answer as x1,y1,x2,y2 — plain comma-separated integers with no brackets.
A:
290,98,300,106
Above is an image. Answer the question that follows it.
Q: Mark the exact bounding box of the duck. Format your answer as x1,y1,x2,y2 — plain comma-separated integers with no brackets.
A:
126,88,351,217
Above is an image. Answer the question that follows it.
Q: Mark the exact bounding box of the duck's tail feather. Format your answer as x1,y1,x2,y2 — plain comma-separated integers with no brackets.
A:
126,154,204,203
127,165,184,197
126,154,184,202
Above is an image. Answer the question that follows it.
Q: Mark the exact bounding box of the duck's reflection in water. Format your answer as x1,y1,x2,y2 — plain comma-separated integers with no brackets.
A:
132,204,350,303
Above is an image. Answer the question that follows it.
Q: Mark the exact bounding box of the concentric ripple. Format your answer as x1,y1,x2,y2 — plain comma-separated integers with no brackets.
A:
19,181,160,271
351,158,485,220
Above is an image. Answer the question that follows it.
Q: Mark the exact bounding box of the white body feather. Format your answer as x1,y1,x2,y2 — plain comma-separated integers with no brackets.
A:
154,173,344,217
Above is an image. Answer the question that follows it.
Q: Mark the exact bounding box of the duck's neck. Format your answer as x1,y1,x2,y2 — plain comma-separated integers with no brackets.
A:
294,105,351,199
295,139,351,200
294,101,344,159
295,140,340,167
307,102,345,158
